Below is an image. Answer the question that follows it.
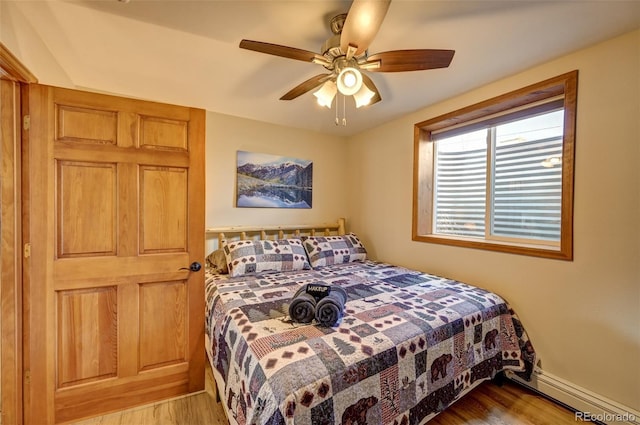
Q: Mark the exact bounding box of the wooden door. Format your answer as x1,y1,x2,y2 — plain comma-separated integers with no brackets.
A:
23,84,205,423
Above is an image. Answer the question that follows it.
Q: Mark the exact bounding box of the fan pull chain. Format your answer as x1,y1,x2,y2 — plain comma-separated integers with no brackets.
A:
333,93,348,126
342,94,347,126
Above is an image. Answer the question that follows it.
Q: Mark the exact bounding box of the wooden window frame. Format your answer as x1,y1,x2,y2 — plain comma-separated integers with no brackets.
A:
412,70,578,260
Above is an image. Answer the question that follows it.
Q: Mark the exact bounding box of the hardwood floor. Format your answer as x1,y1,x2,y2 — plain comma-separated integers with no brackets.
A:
71,366,579,425
430,379,579,425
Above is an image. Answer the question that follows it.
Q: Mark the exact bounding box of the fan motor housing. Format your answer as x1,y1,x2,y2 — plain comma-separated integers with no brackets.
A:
321,15,368,72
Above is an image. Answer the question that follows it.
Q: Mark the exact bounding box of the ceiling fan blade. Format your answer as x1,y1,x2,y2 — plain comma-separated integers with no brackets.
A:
366,49,455,72
239,39,318,62
280,74,333,100
361,74,382,105
340,0,391,57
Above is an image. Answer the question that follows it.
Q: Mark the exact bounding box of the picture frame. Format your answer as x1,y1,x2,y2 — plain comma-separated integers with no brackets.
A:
236,151,313,209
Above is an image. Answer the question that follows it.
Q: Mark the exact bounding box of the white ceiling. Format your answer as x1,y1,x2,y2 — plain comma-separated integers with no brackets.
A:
6,0,640,136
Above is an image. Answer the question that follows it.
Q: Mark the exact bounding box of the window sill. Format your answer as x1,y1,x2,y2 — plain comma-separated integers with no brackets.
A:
412,233,572,261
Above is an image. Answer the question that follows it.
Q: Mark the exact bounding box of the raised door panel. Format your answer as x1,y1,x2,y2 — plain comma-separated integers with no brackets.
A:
139,116,188,151
56,161,117,258
140,166,188,253
56,287,118,388
56,105,117,145
139,281,187,371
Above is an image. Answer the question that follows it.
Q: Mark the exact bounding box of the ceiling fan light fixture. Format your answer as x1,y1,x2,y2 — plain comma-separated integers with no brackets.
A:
239,0,456,127
354,83,375,108
337,67,363,96
313,80,337,108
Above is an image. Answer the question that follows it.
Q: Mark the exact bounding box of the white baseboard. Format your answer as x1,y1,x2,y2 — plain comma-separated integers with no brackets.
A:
506,370,640,425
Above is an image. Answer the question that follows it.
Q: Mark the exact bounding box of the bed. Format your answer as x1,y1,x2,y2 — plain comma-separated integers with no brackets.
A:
204,219,535,425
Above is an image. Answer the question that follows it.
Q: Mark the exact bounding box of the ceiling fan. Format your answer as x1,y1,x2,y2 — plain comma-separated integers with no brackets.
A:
239,0,455,115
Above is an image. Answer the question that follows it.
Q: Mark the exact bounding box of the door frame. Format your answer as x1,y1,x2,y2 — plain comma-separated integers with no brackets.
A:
0,42,37,425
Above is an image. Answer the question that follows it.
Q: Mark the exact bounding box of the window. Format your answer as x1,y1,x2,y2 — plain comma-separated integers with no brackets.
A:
413,71,577,260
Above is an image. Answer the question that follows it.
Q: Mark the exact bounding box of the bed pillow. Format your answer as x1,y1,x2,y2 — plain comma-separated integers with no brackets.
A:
206,248,229,274
301,233,367,268
222,238,311,277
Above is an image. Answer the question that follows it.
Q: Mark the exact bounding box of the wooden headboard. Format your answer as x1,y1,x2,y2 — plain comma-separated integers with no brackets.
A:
205,218,346,249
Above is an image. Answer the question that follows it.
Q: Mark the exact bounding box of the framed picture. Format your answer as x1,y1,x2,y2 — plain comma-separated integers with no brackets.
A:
236,151,313,208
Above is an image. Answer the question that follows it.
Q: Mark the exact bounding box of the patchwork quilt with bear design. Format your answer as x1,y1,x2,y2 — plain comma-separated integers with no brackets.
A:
205,260,535,425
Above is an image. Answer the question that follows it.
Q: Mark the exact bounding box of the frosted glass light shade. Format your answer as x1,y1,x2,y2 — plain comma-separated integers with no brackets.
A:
313,80,337,108
354,84,375,108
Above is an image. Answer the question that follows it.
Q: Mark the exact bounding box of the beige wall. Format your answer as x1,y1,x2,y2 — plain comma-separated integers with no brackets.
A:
204,112,349,251
346,30,640,410
0,1,74,88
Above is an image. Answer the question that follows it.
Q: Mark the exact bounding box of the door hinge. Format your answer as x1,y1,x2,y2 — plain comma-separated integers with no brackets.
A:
23,115,30,130
24,243,31,258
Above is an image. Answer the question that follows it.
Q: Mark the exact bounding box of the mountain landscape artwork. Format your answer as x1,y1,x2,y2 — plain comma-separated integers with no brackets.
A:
236,151,313,208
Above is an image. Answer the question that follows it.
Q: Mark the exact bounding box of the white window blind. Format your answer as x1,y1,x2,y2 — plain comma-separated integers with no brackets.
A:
492,113,563,241
434,130,486,238
433,107,564,244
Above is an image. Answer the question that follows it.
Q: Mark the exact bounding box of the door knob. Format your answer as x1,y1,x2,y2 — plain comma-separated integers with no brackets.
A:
180,262,202,272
